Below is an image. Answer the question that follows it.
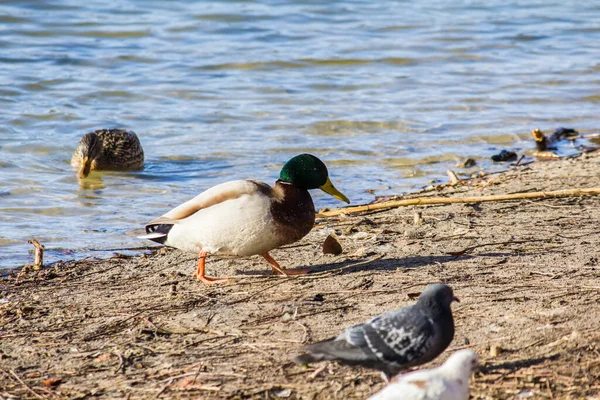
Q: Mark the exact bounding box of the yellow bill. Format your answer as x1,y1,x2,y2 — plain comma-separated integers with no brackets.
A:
77,157,92,179
320,177,350,204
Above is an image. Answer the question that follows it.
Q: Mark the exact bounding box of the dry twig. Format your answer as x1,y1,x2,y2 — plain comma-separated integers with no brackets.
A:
1,369,43,399
318,187,600,217
27,239,45,270
446,169,460,185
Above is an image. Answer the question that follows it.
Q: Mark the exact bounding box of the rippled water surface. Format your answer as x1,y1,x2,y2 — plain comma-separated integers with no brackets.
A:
2,0,600,269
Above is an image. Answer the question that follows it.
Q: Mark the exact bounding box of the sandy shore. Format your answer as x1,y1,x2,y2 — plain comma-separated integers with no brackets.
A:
2,152,600,399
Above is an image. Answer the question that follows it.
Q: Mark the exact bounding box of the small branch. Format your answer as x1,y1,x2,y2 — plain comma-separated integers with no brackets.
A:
27,239,45,270
1,369,44,399
225,279,291,305
317,187,600,217
293,320,311,343
159,371,247,383
294,305,354,321
91,245,163,252
308,365,327,380
113,350,126,375
446,170,460,185
445,240,541,256
298,255,384,279
515,154,525,167
155,378,173,398
413,211,423,226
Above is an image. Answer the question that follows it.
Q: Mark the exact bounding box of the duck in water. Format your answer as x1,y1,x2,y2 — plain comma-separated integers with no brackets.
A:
71,128,144,179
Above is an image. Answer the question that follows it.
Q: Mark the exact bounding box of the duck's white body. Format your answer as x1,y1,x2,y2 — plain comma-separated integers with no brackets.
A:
367,350,479,400
162,181,283,256
142,179,315,258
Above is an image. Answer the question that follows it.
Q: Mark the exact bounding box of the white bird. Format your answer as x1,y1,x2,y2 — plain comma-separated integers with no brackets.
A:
367,349,479,400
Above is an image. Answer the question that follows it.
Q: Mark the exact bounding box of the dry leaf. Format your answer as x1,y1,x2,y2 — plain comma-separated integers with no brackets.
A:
42,377,62,387
322,234,343,255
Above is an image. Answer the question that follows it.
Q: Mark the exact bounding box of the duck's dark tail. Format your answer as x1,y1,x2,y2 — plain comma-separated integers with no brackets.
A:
139,224,173,244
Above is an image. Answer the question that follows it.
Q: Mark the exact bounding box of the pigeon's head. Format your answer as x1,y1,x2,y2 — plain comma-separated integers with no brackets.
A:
442,349,479,378
418,283,459,310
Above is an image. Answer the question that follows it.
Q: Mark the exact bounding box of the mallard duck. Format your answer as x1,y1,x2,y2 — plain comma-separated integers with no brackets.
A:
71,128,144,179
141,154,350,284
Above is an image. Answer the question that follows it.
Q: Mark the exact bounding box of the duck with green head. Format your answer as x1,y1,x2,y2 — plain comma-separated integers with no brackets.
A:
141,154,350,284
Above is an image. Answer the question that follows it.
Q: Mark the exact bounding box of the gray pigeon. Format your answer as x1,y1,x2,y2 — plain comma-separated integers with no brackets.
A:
291,284,458,378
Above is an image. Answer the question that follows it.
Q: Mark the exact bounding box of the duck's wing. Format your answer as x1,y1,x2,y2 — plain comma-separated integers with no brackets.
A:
97,129,144,168
146,180,271,226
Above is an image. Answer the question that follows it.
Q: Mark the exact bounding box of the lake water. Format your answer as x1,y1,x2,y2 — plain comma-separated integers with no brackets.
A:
1,0,600,269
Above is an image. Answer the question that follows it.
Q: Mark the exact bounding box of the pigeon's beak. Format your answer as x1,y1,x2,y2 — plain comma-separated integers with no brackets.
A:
453,296,460,302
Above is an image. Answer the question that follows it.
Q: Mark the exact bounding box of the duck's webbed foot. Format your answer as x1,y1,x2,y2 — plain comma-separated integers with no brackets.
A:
193,250,229,285
261,252,311,276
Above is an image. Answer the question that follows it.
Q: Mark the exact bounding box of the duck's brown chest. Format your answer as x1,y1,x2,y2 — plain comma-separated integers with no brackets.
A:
270,182,316,245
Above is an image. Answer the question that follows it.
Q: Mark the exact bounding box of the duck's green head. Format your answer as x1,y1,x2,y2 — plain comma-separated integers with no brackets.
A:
279,154,350,203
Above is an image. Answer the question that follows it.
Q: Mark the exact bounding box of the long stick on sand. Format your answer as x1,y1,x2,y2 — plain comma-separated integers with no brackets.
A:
317,187,600,217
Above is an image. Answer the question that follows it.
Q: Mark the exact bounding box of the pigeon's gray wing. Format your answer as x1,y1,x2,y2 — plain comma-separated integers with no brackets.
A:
346,307,436,367
292,327,377,365
332,321,378,360
311,336,373,361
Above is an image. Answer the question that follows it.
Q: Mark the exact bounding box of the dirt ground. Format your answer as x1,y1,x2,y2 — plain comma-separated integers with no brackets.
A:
2,152,600,400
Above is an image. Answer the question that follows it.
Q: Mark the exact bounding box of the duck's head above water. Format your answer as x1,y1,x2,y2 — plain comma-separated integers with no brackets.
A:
279,154,350,203
73,132,102,179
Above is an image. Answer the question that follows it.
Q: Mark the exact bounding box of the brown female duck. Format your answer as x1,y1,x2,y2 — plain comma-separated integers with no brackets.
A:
71,128,144,178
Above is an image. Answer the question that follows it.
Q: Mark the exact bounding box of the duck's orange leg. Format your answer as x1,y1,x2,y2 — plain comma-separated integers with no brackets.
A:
193,250,229,285
261,252,311,276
